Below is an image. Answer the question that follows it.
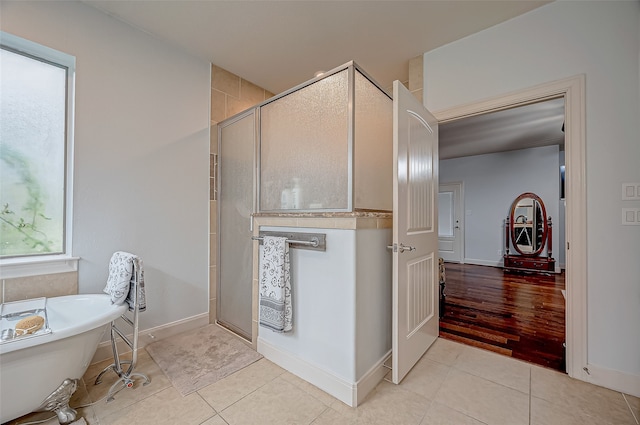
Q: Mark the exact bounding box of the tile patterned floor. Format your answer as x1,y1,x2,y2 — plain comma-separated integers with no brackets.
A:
6,338,639,425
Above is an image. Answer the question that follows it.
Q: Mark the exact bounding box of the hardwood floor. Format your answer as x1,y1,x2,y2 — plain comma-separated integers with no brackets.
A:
439,262,566,372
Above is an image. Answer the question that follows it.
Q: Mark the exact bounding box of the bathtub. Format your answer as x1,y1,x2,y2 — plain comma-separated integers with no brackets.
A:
0,294,127,424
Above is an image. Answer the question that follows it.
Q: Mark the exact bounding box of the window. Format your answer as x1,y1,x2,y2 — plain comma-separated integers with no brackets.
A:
0,33,75,260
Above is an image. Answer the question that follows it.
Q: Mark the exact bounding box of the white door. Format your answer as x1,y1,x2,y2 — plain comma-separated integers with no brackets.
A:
392,81,440,384
438,182,463,262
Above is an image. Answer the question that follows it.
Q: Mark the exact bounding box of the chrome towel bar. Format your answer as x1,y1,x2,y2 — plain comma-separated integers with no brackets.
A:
251,231,326,251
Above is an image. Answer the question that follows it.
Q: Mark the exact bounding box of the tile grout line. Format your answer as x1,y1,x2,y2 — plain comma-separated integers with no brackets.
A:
211,364,287,420
192,390,219,424
308,406,332,424
426,357,488,425
622,393,639,424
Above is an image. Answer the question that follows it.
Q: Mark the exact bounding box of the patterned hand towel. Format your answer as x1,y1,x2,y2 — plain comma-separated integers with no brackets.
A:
259,236,292,332
128,256,146,312
103,251,146,312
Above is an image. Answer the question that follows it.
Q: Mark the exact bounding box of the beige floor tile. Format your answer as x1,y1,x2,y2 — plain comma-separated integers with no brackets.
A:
624,393,640,422
530,395,617,425
84,350,172,420
310,407,358,425
70,379,101,425
73,406,100,425
330,381,430,425
4,411,59,425
453,345,531,393
279,371,338,406
219,376,327,425
99,387,215,425
398,357,451,400
531,366,636,424
200,415,230,425
434,368,529,425
423,337,465,366
420,401,487,425
197,358,285,412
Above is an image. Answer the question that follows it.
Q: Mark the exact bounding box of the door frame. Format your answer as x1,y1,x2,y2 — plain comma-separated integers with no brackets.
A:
438,181,464,263
432,75,587,380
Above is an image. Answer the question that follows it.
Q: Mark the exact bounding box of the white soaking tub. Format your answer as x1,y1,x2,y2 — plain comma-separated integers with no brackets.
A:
0,294,127,424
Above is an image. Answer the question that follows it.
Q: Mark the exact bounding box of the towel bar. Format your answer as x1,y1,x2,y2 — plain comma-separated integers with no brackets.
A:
251,231,326,251
95,262,150,401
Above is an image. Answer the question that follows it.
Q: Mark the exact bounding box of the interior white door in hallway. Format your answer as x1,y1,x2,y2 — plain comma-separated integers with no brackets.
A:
438,182,463,263
391,81,439,384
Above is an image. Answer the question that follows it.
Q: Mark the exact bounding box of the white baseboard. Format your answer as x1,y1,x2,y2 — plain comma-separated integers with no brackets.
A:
356,350,392,406
463,258,562,274
91,312,209,364
583,364,640,398
463,258,502,268
257,337,388,407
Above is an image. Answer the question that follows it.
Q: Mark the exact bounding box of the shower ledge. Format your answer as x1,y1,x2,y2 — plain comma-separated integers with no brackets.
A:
253,210,392,219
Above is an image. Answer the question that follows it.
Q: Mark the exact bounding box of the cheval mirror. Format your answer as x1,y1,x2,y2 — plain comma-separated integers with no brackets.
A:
504,192,556,273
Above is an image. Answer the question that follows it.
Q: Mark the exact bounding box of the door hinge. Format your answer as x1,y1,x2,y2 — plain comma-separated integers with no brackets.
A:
567,242,570,250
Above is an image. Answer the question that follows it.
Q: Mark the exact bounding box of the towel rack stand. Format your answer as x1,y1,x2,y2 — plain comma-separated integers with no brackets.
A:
95,265,150,401
252,231,326,251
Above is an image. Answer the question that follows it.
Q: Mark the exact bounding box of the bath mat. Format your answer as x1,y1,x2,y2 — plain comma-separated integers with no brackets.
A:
146,324,262,396
70,419,87,425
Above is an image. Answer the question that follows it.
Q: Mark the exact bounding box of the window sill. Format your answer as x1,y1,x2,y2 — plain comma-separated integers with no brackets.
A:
0,255,79,280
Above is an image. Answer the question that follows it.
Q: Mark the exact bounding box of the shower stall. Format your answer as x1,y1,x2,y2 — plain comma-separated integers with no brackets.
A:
217,61,392,341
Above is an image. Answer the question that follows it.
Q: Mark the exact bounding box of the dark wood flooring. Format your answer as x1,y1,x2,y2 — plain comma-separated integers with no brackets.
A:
439,263,566,372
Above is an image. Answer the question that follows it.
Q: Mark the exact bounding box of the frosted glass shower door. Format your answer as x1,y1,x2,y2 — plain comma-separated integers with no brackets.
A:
218,111,255,340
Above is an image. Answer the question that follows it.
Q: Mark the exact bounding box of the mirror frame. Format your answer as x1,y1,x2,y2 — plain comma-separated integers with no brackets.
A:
509,192,548,257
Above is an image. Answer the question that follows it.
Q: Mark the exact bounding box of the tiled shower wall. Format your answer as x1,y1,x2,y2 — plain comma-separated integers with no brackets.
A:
209,64,274,324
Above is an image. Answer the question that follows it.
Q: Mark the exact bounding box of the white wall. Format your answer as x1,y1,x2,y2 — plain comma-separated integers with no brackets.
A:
258,227,357,381
425,1,640,382
440,146,560,266
1,2,211,330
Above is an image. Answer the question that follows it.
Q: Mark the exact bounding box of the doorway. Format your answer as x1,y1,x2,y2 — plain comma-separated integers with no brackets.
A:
433,75,587,378
437,98,566,371
438,182,463,263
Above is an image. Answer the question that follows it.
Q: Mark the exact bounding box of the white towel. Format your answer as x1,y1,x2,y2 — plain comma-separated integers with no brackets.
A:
259,236,292,332
103,251,146,312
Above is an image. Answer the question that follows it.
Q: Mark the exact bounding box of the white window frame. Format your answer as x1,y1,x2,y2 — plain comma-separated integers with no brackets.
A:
0,32,78,278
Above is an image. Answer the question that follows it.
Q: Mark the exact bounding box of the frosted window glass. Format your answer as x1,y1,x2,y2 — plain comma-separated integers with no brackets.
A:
218,113,255,337
354,71,392,211
260,70,349,211
0,47,66,257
